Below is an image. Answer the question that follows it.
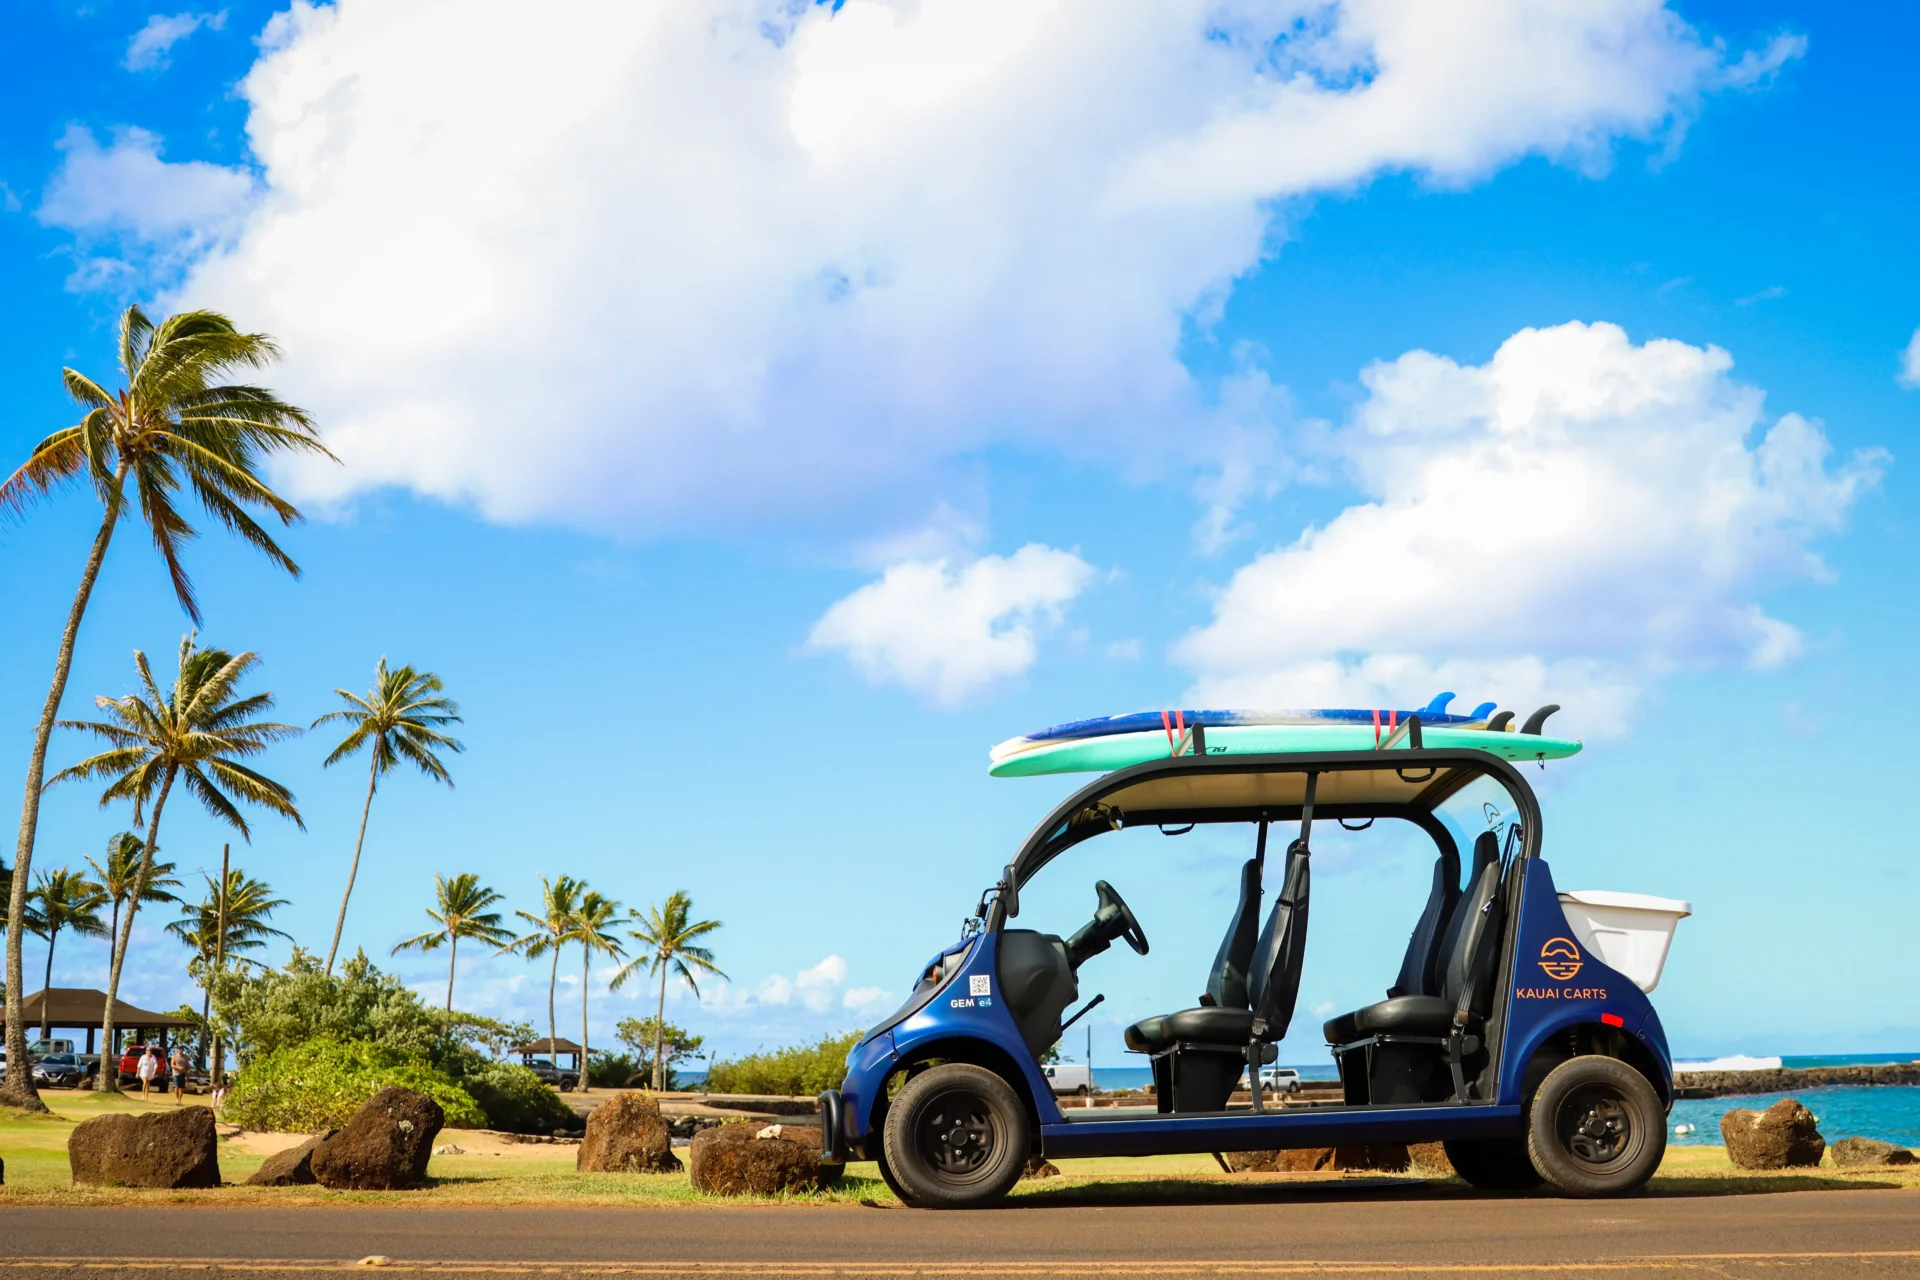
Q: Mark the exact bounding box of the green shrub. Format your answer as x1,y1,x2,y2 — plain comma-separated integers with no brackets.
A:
220,1039,486,1132
705,1031,862,1097
456,1057,576,1133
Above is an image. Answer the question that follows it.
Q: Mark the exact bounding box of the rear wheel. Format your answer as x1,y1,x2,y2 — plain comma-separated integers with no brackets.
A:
1444,1137,1545,1191
1526,1055,1665,1197
882,1063,1030,1209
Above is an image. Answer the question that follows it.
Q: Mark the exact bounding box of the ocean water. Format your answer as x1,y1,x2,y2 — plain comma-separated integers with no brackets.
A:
1670,1085,1920,1148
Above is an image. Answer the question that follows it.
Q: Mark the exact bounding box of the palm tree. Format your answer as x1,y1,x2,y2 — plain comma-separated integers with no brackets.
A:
0,304,329,1109
167,867,288,1070
563,889,624,1093
500,876,582,1069
392,873,512,1011
27,869,109,1035
48,636,302,1091
313,660,464,975
611,892,726,1091
87,832,180,971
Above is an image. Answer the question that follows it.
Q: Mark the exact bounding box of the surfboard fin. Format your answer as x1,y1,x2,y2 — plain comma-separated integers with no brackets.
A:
1487,710,1515,732
1421,692,1456,718
1520,704,1561,735
1467,701,1496,721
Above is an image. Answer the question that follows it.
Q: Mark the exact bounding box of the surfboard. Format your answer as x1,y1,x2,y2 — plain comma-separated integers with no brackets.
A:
990,694,1497,765
986,723,1582,778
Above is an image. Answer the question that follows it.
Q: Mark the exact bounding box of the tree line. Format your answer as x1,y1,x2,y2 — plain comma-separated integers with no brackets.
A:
0,305,719,1108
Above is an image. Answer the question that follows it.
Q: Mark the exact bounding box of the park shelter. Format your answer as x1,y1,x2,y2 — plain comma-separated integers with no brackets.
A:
19,987,197,1055
511,1036,584,1070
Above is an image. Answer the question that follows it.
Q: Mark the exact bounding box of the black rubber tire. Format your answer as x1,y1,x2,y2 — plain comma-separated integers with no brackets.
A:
882,1063,1030,1209
870,1143,918,1206
1526,1055,1665,1197
1444,1136,1545,1191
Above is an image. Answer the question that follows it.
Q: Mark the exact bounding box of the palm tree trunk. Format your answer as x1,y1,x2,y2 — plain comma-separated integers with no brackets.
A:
99,765,176,1095
41,928,58,1037
324,753,380,975
4,464,127,1111
445,935,458,1011
546,945,559,1072
653,962,668,1092
200,971,212,1071
580,946,591,1094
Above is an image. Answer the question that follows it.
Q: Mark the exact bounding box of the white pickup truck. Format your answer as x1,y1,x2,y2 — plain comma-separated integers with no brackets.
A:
1042,1063,1093,1096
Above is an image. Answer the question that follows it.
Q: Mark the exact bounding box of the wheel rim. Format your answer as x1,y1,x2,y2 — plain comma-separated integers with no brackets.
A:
1556,1083,1634,1168
915,1087,998,1182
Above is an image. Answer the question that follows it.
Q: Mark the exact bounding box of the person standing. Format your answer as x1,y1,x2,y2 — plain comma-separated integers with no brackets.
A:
170,1046,189,1105
137,1045,159,1099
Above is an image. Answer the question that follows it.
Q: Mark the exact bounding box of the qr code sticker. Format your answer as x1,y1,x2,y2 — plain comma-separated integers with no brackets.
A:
969,974,991,997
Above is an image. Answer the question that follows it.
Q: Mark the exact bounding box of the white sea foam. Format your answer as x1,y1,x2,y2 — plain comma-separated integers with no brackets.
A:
1674,1055,1784,1073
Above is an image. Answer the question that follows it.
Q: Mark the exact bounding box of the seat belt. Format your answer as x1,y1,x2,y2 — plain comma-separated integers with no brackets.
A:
1250,774,1315,1114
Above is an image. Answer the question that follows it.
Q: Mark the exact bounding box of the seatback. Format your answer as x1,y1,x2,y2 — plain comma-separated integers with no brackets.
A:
1429,831,1498,994
1204,857,1264,1009
1248,840,1311,1038
1441,856,1507,1019
1388,843,1460,998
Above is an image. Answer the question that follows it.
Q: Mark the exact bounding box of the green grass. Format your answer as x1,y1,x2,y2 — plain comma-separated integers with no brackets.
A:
5,1094,1915,1207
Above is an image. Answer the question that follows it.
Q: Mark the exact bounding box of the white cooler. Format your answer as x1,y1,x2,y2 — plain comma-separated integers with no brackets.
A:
1555,890,1692,993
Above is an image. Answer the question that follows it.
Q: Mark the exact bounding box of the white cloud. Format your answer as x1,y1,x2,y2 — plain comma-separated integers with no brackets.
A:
842,985,895,1016
808,545,1096,704
1176,322,1888,733
1899,327,1920,389
37,125,253,288
124,11,227,72
142,0,1795,533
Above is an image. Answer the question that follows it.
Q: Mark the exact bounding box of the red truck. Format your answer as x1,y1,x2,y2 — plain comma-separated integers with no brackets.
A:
116,1044,173,1088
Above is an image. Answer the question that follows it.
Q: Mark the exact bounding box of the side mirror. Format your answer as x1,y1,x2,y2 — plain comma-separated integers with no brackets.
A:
1000,864,1020,918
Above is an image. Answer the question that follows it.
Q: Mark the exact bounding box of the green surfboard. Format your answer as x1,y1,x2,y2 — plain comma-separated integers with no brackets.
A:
987,723,1581,778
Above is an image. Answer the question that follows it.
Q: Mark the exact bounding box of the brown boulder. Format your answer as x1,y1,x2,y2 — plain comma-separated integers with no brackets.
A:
69,1106,220,1188
1721,1098,1826,1169
577,1092,681,1173
246,1132,333,1186
310,1086,444,1190
1407,1141,1454,1177
689,1122,842,1196
1022,1156,1061,1179
1224,1144,1410,1173
1828,1137,1916,1168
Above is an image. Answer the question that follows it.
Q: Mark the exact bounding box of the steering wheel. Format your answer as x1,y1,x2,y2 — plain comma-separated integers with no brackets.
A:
1094,880,1150,956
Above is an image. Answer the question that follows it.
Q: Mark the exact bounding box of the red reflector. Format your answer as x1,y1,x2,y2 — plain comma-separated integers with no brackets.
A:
1600,1013,1625,1028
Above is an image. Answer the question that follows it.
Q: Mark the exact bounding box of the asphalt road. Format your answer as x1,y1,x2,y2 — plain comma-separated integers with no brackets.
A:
5,1184,1920,1278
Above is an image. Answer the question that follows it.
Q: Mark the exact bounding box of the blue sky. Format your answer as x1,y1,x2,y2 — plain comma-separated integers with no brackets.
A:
1,1,1913,1066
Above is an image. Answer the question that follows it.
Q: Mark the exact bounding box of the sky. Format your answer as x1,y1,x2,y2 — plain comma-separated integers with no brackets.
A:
0,0,1914,1068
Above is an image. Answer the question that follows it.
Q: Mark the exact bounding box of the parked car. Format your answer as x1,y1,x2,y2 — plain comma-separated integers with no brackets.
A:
1041,1062,1092,1096
32,1052,96,1089
1256,1066,1302,1094
116,1044,173,1088
523,1059,579,1092
28,1037,78,1056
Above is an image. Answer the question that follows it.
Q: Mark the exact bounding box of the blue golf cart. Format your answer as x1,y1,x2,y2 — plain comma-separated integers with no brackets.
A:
820,728,1684,1208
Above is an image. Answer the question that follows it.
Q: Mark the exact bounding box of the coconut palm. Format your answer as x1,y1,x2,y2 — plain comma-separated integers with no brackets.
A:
611,892,726,1090
86,832,180,971
392,873,512,1011
563,889,624,1093
1,304,329,1108
27,869,109,1035
500,876,582,1069
167,867,288,1070
48,636,302,1091
313,660,464,975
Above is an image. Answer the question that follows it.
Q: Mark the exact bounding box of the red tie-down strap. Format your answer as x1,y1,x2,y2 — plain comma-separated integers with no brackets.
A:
1159,709,1189,757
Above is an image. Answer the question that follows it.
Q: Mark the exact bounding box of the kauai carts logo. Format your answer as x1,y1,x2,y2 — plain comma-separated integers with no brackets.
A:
1516,937,1606,1001
1538,937,1584,981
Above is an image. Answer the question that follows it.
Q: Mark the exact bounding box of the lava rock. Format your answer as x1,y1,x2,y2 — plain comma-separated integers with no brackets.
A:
689,1122,841,1196
69,1106,220,1188
577,1092,681,1173
246,1131,333,1186
310,1086,445,1190
1406,1141,1454,1177
1223,1144,1410,1173
1828,1136,1916,1168
1720,1098,1826,1169
1022,1156,1061,1179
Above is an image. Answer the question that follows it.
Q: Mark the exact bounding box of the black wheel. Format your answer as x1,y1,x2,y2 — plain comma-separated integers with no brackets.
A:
881,1063,1030,1209
1526,1055,1665,1197
871,1143,917,1205
560,1078,575,1093
1444,1137,1545,1191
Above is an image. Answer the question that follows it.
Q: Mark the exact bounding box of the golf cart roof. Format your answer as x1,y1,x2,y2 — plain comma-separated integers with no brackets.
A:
1007,747,1543,889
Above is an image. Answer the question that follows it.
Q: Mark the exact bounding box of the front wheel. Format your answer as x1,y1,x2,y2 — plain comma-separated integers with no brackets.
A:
1526,1055,1665,1197
882,1063,1031,1209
